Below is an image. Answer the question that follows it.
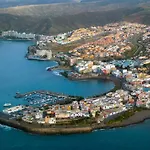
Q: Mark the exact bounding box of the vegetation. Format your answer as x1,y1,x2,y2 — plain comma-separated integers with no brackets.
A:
124,46,137,59
124,35,146,59
55,117,96,126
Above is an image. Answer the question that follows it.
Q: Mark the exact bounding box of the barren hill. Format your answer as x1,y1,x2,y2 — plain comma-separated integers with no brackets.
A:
0,1,150,35
0,2,133,17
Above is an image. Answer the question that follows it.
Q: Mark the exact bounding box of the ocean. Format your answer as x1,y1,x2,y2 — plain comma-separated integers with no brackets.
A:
0,40,150,150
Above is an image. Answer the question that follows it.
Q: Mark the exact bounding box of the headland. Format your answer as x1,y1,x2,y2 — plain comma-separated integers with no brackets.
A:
1,108,150,135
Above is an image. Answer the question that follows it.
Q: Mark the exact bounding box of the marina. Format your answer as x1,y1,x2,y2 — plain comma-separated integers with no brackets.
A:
15,90,81,107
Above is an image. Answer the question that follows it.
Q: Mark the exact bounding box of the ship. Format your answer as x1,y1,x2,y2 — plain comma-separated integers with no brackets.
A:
3,103,11,107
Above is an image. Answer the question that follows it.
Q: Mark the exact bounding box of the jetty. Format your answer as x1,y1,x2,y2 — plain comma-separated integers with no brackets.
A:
15,90,67,99
1,110,150,135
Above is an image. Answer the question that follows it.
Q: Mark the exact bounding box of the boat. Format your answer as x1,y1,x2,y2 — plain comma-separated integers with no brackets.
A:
3,103,11,107
144,84,150,88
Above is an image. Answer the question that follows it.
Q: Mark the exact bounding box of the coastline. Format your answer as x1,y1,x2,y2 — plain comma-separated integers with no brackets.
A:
0,74,124,135
65,74,123,94
0,33,148,135
0,37,34,42
0,43,129,135
1,110,150,135
26,44,52,61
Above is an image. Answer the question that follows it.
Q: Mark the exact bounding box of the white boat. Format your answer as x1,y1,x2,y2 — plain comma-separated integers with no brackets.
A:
3,103,11,107
144,84,150,88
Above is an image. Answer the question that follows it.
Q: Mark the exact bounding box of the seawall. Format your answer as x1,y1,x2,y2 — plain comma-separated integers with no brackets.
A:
1,110,150,135
0,113,92,135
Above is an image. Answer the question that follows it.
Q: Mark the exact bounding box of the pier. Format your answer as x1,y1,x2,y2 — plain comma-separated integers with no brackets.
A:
15,90,67,99
15,90,83,106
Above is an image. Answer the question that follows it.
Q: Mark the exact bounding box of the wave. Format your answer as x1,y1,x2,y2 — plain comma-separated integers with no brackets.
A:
52,71,62,76
0,124,12,131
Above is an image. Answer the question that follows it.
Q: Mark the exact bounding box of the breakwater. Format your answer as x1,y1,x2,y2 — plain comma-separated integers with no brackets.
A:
0,112,92,135
15,90,67,99
14,90,84,106
1,110,150,135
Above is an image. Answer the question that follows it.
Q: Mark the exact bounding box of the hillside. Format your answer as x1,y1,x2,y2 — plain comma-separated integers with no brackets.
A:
0,0,149,8
0,2,135,17
125,6,150,25
0,0,74,8
0,1,150,35
0,7,145,35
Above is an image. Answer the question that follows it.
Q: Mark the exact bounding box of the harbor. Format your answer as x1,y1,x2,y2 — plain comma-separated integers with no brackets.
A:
1,22,150,136
14,90,83,107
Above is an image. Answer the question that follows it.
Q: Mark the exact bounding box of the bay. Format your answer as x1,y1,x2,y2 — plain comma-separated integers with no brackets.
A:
0,40,114,110
1,40,150,150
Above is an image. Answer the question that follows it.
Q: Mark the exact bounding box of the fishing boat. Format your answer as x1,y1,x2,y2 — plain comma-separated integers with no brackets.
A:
3,103,11,107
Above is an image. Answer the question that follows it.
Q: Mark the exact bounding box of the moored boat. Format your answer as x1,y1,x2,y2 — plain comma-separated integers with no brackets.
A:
3,103,11,107
144,84,150,88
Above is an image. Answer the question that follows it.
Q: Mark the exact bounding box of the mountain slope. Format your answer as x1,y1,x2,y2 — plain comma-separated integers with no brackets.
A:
0,7,145,35
0,0,74,8
0,1,134,17
0,1,149,35
0,0,149,8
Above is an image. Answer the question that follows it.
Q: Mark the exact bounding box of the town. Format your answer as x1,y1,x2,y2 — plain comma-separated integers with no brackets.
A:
1,21,150,128
1,30,36,40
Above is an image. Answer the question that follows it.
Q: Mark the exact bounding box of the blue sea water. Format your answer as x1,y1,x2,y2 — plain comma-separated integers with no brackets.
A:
144,87,150,92
0,40,114,110
0,40,150,150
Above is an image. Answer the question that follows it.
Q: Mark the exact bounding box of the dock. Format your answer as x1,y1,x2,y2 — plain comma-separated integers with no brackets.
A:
15,90,67,99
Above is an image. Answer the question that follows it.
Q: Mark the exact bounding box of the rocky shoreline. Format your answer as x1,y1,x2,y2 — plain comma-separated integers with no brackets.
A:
1,110,150,135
